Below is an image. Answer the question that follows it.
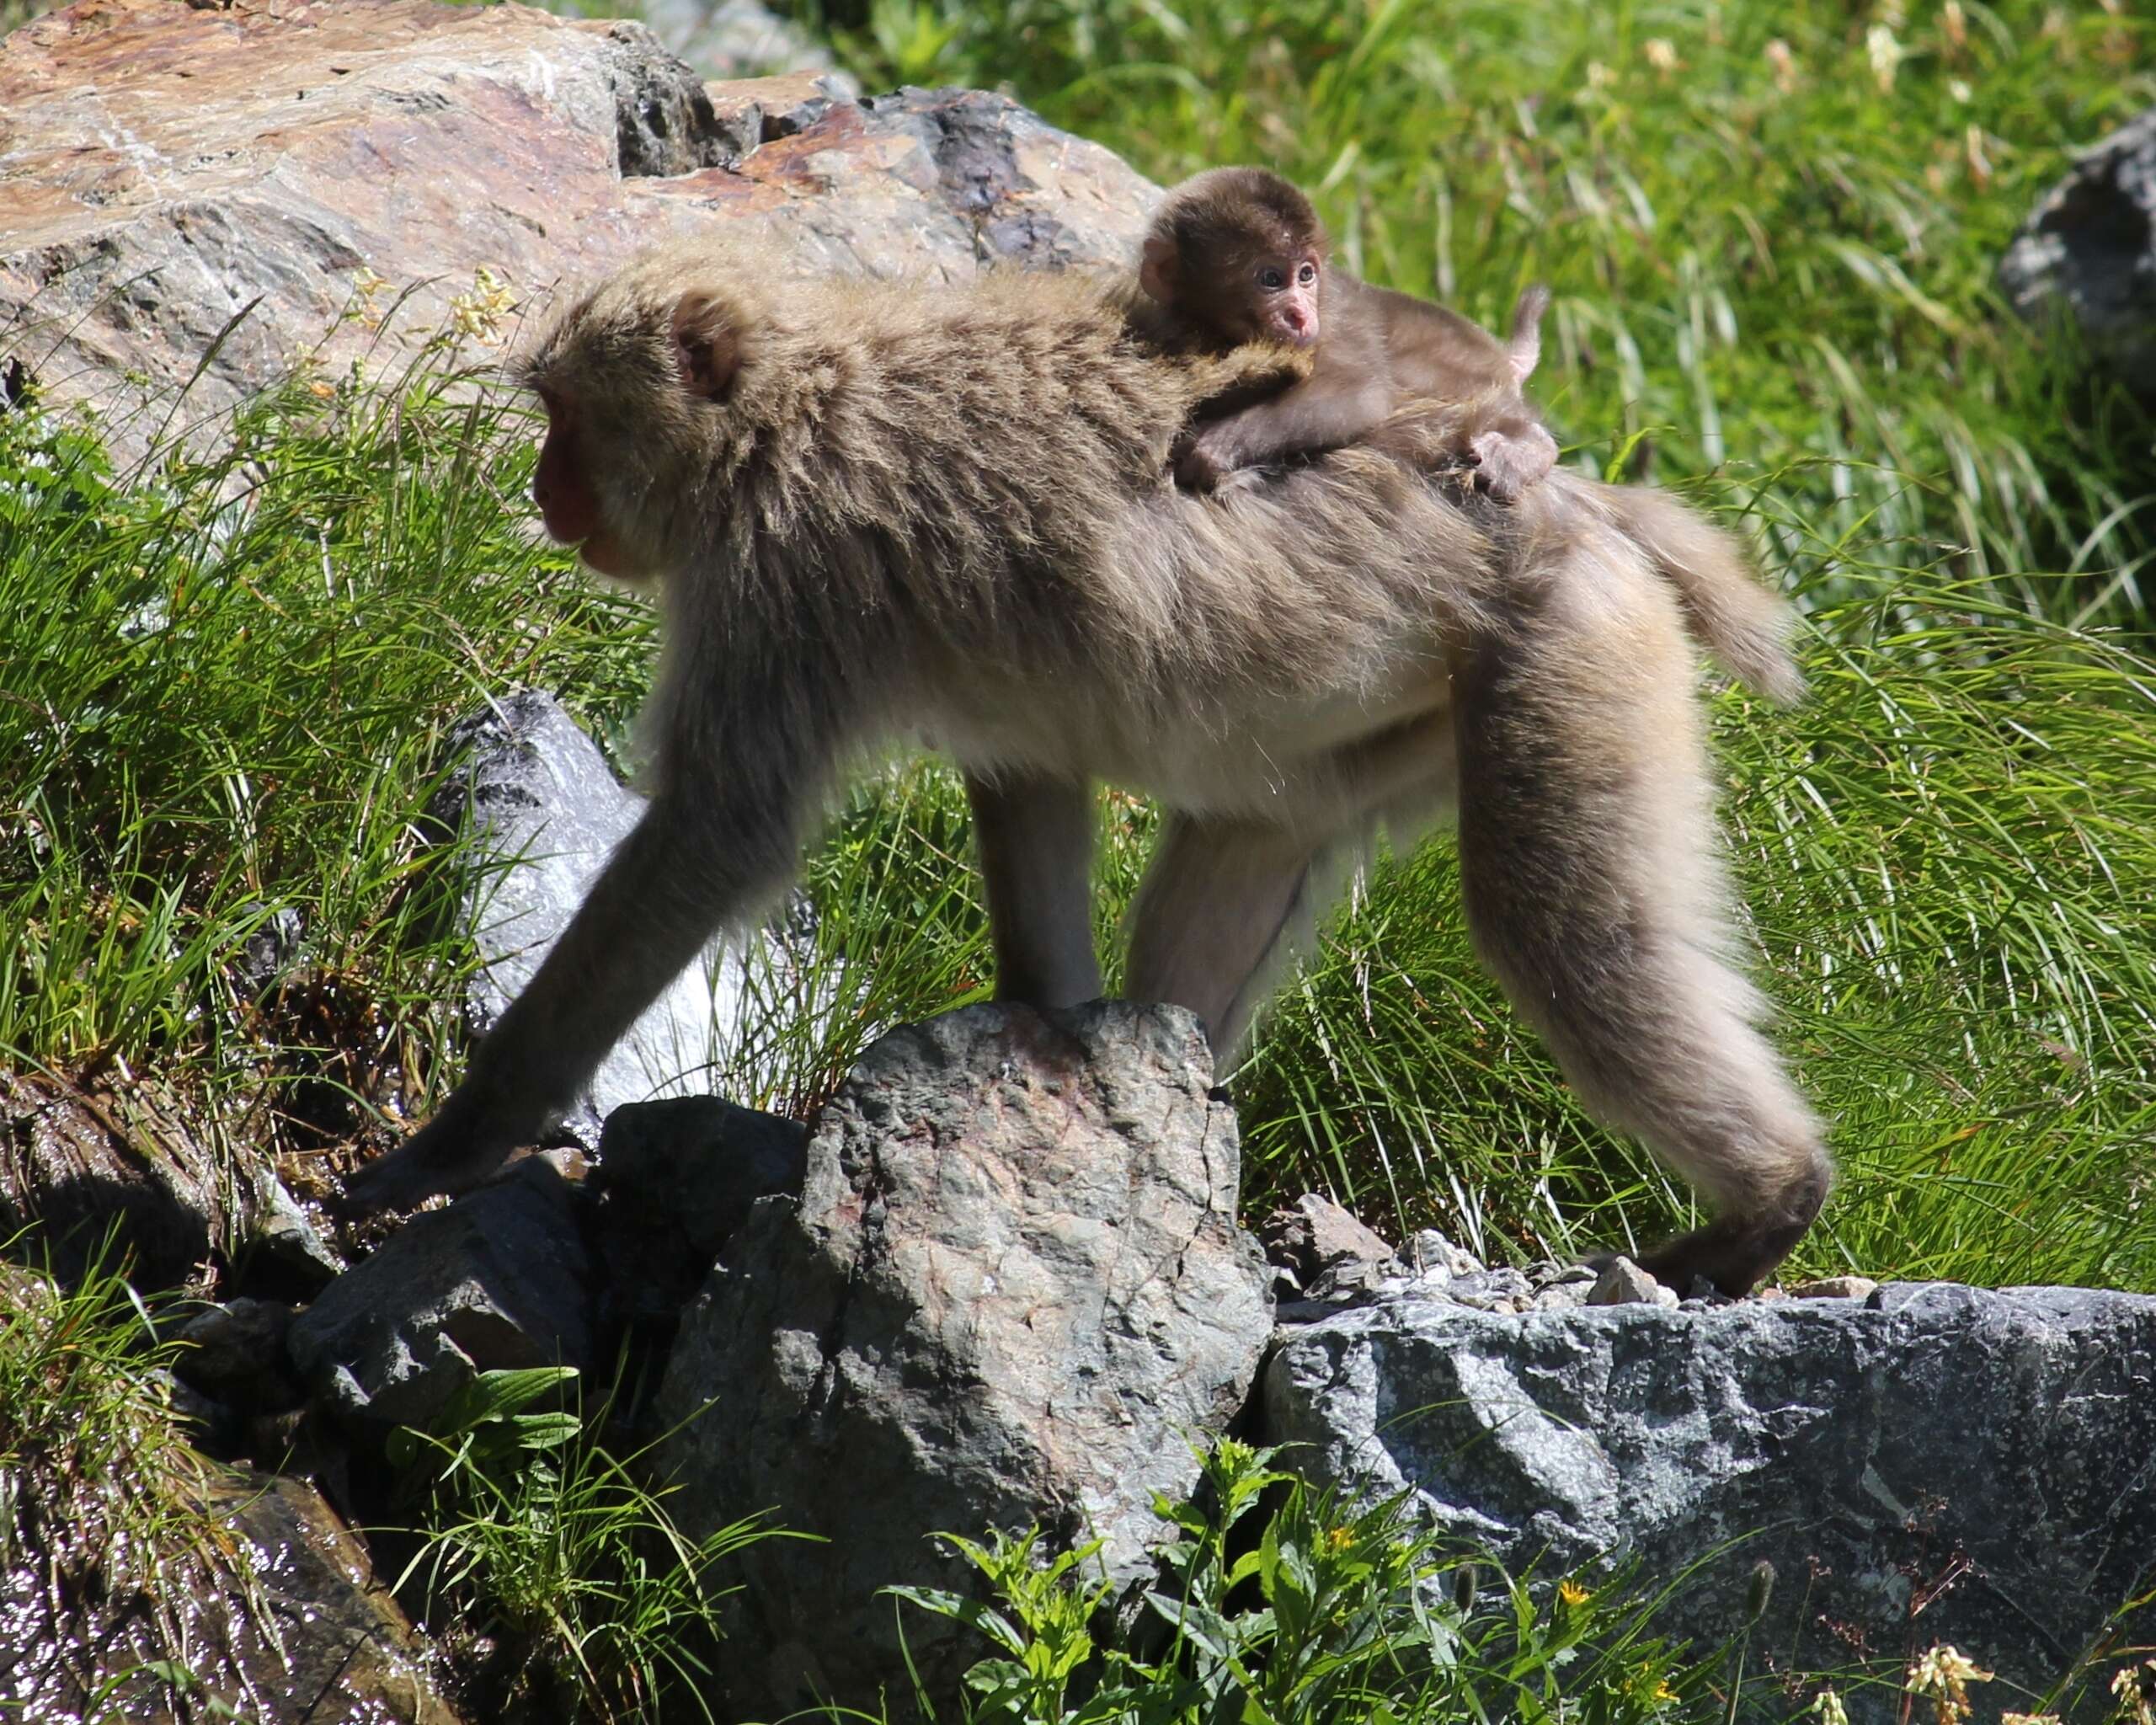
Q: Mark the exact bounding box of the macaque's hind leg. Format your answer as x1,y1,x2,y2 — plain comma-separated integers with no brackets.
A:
1123,814,1324,1058
1454,526,1829,1294
967,771,1102,1009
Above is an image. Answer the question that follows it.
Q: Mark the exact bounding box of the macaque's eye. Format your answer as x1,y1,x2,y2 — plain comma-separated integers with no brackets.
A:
1297,261,1318,286
1257,265,1286,291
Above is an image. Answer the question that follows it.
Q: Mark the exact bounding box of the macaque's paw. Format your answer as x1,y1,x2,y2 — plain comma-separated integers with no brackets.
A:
1173,439,1232,493
1470,424,1559,503
339,1103,521,1215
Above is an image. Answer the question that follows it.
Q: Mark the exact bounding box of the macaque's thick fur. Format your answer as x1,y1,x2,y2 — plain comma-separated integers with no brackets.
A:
347,242,1827,1293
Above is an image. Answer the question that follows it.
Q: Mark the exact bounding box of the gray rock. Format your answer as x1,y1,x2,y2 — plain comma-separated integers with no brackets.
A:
1787,1274,1880,1302
654,1001,1273,1717
1406,1227,1484,1280
1260,1192,1399,1298
2000,107,2156,392
288,1155,591,1429
1262,1281,2156,1721
431,692,804,1151
589,1095,808,1323
248,1167,346,1292
1438,1264,1536,1312
1588,1256,1678,1307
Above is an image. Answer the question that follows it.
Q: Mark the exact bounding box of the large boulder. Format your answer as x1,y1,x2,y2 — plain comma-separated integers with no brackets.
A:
653,1001,1275,1716
0,0,1158,457
1263,1278,2156,1722
2000,107,2156,392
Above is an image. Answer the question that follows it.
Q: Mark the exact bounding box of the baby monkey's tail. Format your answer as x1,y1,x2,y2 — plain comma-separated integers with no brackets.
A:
1588,479,1806,705
1506,285,1552,385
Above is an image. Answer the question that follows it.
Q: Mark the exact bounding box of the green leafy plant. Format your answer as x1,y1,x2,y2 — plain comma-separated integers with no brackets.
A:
389,1366,784,1723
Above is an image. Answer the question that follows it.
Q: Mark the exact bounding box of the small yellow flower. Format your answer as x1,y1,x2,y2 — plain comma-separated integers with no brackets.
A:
1326,1525,1354,1551
1908,1646,1993,1725
450,265,519,346
1557,1578,1591,1607
1643,37,1680,77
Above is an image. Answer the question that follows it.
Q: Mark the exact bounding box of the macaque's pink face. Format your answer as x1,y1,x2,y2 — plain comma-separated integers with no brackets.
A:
1249,251,1323,346
531,389,638,578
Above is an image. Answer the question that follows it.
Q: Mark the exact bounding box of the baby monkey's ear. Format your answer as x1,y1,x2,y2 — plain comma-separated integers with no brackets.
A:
671,290,743,401
1138,234,1181,307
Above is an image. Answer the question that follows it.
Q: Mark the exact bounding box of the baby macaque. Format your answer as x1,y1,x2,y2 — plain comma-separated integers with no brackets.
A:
1138,167,1560,501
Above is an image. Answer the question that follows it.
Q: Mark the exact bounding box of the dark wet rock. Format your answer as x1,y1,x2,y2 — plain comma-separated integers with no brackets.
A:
0,1069,231,1292
654,1001,1273,1717
2000,107,2156,392
429,692,803,1152
288,1154,591,1430
1262,1280,2156,1722
174,1296,306,1408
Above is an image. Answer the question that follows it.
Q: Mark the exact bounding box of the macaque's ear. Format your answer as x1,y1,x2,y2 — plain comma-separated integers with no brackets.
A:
670,290,743,402
1139,235,1179,307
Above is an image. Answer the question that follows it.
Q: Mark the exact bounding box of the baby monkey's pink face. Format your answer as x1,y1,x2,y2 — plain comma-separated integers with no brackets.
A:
1248,250,1323,346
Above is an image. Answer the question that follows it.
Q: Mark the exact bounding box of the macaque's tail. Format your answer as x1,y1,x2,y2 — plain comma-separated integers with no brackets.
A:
1588,479,1806,705
1506,285,1551,384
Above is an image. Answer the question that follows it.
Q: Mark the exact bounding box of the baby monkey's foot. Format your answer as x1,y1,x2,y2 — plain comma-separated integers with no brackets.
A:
1469,423,1560,503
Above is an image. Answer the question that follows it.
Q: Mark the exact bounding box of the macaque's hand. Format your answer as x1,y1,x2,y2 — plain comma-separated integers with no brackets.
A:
1469,423,1560,503
338,1083,531,1215
1172,425,1245,493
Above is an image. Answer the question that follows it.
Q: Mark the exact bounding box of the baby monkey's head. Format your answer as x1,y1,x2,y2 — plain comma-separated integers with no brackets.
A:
1139,167,1328,349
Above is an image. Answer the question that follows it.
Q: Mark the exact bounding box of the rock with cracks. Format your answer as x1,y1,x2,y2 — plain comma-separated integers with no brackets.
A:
653,1001,1273,1717
0,0,1160,460
1262,1279,2156,1722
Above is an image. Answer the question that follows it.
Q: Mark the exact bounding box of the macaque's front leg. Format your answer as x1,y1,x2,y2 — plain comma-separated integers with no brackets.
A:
1175,376,1395,491
343,793,800,1211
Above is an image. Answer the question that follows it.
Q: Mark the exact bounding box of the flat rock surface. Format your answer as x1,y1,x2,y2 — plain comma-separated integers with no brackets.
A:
1263,1279,2156,1720
0,0,1156,451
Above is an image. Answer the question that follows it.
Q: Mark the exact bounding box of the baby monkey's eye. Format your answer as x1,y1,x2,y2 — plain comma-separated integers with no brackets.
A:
1257,266,1286,290
1297,261,1318,286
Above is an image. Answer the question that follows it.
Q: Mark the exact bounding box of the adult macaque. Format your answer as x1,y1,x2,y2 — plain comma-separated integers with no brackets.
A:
344,243,1826,1295
1137,166,1559,502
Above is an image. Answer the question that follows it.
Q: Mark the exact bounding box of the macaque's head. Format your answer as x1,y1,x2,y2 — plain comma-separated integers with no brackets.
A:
1139,168,1327,349
517,261,753,581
